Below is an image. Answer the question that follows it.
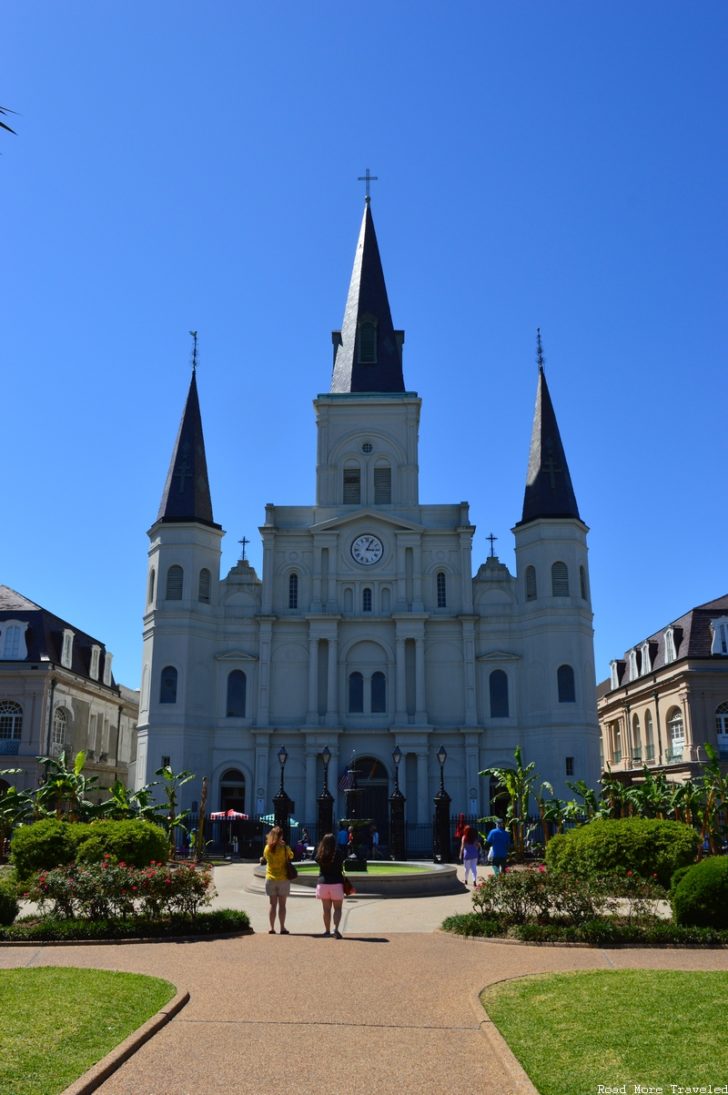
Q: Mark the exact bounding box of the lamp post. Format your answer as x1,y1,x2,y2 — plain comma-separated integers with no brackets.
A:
388,744,406,861
317,745,334,840
273,745,293,842
432,744,452,863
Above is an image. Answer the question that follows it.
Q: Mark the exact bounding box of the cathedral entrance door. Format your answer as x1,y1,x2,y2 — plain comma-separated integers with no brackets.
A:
220,768,245,813
352,756,389,842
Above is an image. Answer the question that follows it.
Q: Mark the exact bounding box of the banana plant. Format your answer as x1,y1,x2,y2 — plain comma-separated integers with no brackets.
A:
35,750,102,821
154,765,195,856
480,746,539,860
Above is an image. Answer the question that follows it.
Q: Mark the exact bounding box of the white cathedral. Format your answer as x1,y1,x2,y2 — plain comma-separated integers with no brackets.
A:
134,200,601,833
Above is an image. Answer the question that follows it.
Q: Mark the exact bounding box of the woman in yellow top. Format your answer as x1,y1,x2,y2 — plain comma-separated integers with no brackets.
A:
262,826,294,934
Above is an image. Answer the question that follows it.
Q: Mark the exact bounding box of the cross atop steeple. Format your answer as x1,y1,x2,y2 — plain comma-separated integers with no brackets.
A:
486,532,498,558
357,167,378,203
238,536,250,561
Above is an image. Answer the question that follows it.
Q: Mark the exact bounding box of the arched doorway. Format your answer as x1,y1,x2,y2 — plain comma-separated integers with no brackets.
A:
349,756,389,839
219,768,245,812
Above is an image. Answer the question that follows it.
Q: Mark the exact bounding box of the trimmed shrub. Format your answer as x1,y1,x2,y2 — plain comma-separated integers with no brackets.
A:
545,818,699,886
10,819,76,880
74,820,169,867
671,857,728,929
0,908,250,942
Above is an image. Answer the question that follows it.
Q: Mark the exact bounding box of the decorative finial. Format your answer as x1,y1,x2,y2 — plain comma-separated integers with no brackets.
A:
190,330,198,373
486,532,498,558
357,167,379,204
536,328,545,373
238,536,249,561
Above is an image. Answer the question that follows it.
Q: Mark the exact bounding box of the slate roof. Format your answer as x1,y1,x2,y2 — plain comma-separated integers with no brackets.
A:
0,584,117,687
601,593,728,690
157,370,220,528
519,364,581,526
330,201,405,393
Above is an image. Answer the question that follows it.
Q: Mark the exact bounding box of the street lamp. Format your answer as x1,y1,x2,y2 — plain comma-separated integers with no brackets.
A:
389,744,406,861
317,746,334,839
273,745,292,841
433,744,451,864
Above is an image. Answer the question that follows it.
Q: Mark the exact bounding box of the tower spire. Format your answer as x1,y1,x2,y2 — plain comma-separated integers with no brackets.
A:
519,331,581,525
157,342,219,528
330,201,405,393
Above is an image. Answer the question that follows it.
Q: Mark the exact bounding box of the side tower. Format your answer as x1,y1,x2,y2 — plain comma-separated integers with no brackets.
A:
135,345,224,789
513,332,601,795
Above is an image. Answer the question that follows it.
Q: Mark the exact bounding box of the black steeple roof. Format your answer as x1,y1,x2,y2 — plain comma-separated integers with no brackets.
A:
330,201,405,393
157,368,220,528
519,332,581,525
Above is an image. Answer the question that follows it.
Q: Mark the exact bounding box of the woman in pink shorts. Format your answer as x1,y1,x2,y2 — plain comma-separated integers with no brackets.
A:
315,832,346,939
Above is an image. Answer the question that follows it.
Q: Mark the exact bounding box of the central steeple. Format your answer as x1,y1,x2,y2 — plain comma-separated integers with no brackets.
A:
330,202,405,393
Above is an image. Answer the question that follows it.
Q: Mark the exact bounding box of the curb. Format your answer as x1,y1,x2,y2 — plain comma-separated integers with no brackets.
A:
469,986,539,1095
61,988,190,1095
0,929,253,947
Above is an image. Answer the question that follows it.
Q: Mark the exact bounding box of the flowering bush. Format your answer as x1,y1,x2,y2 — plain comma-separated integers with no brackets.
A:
471,866,663,926
27,855,215,921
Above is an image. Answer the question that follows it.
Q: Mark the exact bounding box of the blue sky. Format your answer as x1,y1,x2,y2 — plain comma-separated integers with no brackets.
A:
3,1,726,689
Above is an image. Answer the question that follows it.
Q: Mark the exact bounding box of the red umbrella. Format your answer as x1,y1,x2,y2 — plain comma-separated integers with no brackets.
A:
209,809,249,852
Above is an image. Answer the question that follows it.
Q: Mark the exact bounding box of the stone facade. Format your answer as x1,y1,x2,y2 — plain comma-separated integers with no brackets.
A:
135,203,601,825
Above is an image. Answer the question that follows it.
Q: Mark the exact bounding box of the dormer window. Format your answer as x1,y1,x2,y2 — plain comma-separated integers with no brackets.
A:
0,622,26,660
628,649,639,681
710,617,728,656
664,627,677,664
61,629,74,669
640,641,652,674
90,645,101,680
358,321,377,364
103,652,113,686
609,660,620,690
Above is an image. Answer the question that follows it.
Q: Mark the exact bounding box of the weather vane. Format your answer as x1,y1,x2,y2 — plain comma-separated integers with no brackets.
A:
190,330,198,372
357,168,379,203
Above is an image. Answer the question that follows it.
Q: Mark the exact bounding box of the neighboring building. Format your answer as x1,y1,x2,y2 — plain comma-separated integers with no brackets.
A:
597,594,728,782
135,199,601,826
0,586,138,794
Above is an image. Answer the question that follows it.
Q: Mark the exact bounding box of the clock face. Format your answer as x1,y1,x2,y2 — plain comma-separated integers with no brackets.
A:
351,534,383,566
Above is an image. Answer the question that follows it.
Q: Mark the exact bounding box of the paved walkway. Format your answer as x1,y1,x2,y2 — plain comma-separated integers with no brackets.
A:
2,863,727,1095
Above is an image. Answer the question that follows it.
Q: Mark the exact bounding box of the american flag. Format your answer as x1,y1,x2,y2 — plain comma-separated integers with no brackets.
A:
338,769,353,791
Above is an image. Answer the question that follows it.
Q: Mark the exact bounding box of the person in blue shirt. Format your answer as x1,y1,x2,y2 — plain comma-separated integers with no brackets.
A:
486,819,511,875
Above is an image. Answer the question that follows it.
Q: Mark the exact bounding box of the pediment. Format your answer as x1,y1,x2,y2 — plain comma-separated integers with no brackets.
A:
477,650,521,662
310,509,423,534
214,650,259,663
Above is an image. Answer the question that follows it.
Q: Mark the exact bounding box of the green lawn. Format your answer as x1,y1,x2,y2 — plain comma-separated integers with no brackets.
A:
0,967,176,1095
481,970,728,1095
295,862,430,875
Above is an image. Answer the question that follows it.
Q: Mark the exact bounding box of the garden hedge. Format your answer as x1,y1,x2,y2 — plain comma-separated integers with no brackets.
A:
0,875,18,925
544,817,699,886
671,857,728,929
10,818,169,879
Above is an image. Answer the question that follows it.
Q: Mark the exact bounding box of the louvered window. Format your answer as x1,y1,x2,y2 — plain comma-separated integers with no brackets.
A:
166,565,183,600
359,321,377,364
198,568,211,603
525,566,537,601
374,466,391,504
551,562,569,597
343,468,361,504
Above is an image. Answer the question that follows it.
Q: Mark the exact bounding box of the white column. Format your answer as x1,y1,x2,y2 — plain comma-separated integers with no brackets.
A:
461,619,477,726
306,632,318,725
257,620,273,727
326,634,338,725
395,636,407,722
415,637,427,722
304,747,317,821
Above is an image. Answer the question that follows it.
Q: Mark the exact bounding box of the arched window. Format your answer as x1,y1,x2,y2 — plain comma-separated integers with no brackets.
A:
362,588,372,613
489,670,509,718
715,701,728,737
148,569,155,605
348,672,364,713
551,562,569,597
52,706,67,746
160,666,178,704
580,566,588,600
525,565,537,601
645,710,654,760
373,464,391,504
166,565,183,600
0,701,22,740
288,572,299,610
226,670,247,717
198,568,211,603
343,465,361,504
667,707,684,758
371,671,386,713
358,320,377,364
557,664,576,703
436,571,447,608
632,713,641,762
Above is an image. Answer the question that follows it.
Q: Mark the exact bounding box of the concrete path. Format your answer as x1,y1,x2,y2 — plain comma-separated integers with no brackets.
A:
2,863,727,1095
